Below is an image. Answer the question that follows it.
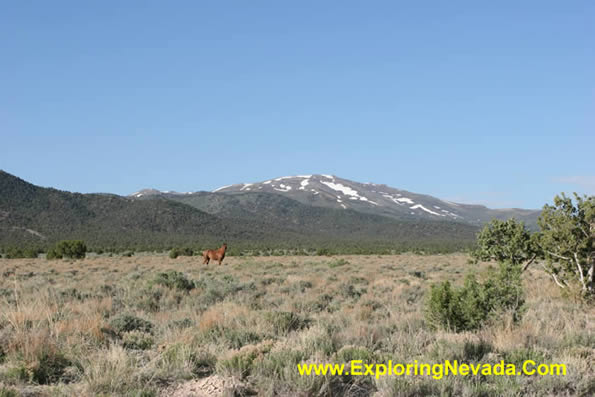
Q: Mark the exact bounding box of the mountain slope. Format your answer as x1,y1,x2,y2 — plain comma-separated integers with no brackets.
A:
165,190,479,245
209,174,540,227
0,171,277,249
1,171,479,252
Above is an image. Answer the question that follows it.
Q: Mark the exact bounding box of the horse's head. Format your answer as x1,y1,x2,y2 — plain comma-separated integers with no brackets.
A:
222,243,227,250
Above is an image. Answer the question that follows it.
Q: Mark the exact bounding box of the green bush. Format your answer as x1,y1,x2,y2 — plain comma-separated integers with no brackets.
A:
316,247,332,256
46,247,61,259
0,386,20,397
122,331,154,350
328,258,349,268
217,349,259,379
170,318,194,329
335,346,377,364
188,351,217,377
46,240,87,259
425,262,525,332
3,247,39,259
109,314,154,334
151,271,195,291
265,311,309,335
169,247,193,259
21,350,74,385
503,348,548,367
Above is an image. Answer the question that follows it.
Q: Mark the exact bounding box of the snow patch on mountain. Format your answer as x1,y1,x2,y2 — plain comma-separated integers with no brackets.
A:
275,175,311,181
410,204,444,216
359,196,378,205
274,184,292,192
213,185,232,192
321,181,358,197
320,181,377,206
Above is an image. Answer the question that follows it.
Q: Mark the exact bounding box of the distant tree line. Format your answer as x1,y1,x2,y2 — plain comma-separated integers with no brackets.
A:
1,238,475,259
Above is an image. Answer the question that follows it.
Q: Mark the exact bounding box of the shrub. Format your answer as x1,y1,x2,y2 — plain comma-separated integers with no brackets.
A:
335,346,377,364
316,247,332,256
306,293,334,313
122,332,154,350
504,348,548,368
46,247,61,259
27,350,73,384
151,271,195,291
462,340,493,361
425,280,460,331
3,247,39,259
0,387,20,397
169,247,193,259
47,240,87,259
170,318,194,329
425,261,525,332
25,248,39,258
409,270,427,279
339,283,366,300
202,327,262,349
483,261,526,322
329,258,349,268
254,349,307,378
265,311,309,335
217,349,259,379
109,314,154,335
188,350,217,377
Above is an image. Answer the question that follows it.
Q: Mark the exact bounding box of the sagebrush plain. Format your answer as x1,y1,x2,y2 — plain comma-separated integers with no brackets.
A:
0,254,593,396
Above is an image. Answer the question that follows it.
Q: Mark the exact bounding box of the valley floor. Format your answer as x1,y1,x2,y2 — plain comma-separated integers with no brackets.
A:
0,254,593,396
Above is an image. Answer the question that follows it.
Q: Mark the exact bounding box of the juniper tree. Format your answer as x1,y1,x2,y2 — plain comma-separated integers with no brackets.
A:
472,218,540,271
538,193,594,295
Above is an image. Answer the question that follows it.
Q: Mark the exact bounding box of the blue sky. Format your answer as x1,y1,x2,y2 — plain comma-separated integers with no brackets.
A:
1,1,593,208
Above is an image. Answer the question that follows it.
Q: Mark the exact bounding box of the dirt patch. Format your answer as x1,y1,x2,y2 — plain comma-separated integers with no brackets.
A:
161,375,249,397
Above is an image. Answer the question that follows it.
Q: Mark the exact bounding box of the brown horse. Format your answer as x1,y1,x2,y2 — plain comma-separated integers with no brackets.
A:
202,243,227,265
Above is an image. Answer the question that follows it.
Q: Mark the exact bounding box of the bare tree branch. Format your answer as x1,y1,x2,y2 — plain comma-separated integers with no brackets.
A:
574,252,587,291
522,254,537,272
545,250,570,261
542,263,567,289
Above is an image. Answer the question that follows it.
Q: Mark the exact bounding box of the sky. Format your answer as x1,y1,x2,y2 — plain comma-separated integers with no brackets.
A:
1,1,593,209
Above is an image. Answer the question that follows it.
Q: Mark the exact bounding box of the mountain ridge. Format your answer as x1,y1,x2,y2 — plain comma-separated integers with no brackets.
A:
132,174,539,228
0,170,480,252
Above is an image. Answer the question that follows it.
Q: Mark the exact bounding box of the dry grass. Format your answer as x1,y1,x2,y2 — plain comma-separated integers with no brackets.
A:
0,253,593,396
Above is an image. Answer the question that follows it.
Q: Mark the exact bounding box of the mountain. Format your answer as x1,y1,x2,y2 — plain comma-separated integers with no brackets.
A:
159,191,477,245
0,170,282,249
0,171,479,252
208,174,540,227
